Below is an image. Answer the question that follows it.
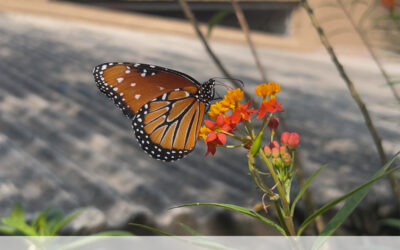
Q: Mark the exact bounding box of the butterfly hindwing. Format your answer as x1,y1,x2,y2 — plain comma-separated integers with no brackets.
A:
132,88,206,162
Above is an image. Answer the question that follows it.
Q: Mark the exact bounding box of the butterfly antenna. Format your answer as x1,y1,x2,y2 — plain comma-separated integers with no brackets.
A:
213,93,223,101
211,77,244,88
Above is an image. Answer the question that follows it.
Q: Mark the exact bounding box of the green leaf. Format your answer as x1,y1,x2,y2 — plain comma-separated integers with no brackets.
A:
207,10,231,38
381,218,400,229
130,223,173,236
250,132,263,156
36,212,48,236
91,230,134,236
318,153,400,237
1,217,37,236
45,210,65,235
171,203,286,235
0,225,18,235
132,223,234,250
179,223,202,236
389,80,400,85
298,163,400,236
10,203,25,222
31,209,49,229
48,209,84,236
291,164,328,216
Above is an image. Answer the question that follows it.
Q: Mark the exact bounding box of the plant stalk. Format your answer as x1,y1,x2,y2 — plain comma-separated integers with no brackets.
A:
300,0,400,207
336,0,400,103
248,154,291,235
259,151,296,235
177,0,251,100
231,0,268,82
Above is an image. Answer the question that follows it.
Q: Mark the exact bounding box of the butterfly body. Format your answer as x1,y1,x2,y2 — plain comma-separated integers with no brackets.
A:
93,62,215,161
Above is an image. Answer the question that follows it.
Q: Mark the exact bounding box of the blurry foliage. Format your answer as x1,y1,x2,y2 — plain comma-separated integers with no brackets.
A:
0,203,83,236
381,218,400,231
0,203,132,236
207,10,233,38
319,0,400,55
315,0,400,101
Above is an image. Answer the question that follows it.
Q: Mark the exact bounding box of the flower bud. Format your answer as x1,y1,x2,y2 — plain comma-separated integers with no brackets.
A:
263,145,272,157
271,147,280,158
280,132,290,146
269,140,279,149
244,143,252,150
272,157,284,169
268,117,279,133
280,146,287,156
282,153,292,167
288,132,300,150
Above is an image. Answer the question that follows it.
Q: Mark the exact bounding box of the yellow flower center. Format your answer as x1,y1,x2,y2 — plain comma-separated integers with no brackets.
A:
207,88,244,120
198,125,211,140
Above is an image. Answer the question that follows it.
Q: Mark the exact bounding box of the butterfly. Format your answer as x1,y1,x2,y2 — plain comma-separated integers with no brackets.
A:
93,62,215,162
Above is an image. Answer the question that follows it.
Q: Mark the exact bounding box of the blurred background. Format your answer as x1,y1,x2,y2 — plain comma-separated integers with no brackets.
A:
0,0,399,235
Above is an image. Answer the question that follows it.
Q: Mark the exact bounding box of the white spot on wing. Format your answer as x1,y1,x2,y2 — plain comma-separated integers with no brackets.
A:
130,83,136,87
135,94,141,100
101,65,107,70
160,87,165,90
125,70,131,74
117,77,124,83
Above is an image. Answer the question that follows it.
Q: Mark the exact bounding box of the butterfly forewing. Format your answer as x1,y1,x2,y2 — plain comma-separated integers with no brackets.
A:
93,62,211,162
93,62,199,118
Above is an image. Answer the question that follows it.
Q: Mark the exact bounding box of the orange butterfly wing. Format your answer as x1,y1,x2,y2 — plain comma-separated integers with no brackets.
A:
93,62,207,162
93,62,199,118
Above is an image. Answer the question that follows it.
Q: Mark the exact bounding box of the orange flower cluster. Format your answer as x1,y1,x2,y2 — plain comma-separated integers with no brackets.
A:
199,82,285,156
255,82,284,119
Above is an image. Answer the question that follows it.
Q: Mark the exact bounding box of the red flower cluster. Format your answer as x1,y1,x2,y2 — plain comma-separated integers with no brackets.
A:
257,99,284,119
203,101,256,155
204,114,235,155
230,100,257,124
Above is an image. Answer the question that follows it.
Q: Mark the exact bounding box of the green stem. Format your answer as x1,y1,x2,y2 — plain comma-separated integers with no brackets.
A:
243,120,255,140
258,152,296,236
223,144,245,149
220,130,245,142
248,154,290,235
259,151,292,219
272,202,290,235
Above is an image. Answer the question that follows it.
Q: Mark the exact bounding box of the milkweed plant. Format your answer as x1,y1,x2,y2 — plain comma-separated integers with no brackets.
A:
171,82,400,236
197,82,299,235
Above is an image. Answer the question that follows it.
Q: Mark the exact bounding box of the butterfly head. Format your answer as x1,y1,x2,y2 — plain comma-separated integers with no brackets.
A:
197,79,216,105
